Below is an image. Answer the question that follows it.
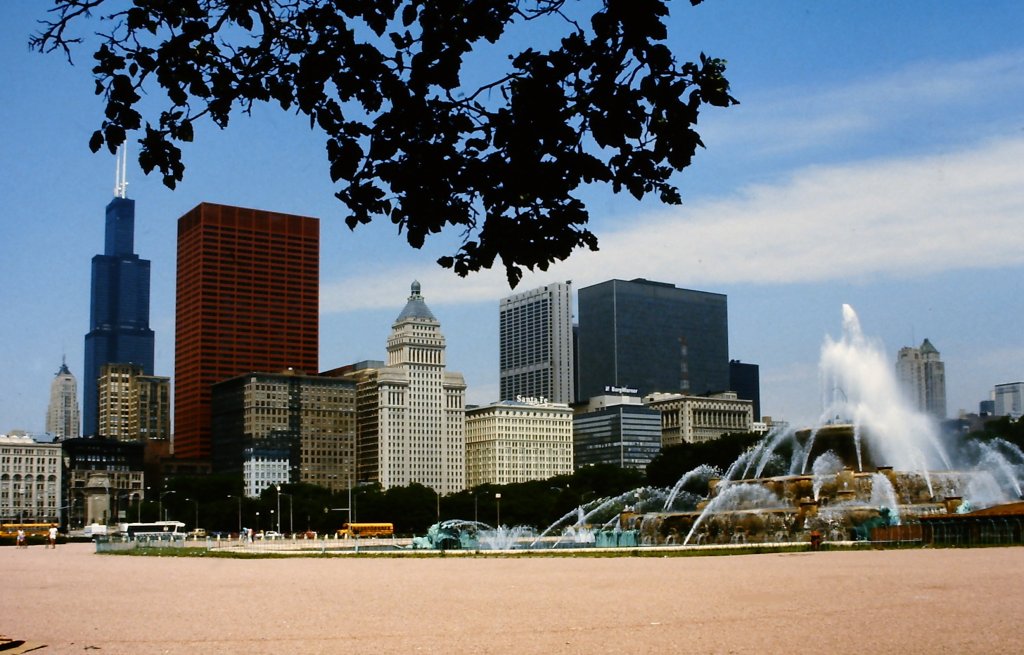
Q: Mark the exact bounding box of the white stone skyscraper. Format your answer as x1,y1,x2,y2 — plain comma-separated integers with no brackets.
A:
499,281,574,404
46,358,80,439
346,282,466,493
896,338,947,420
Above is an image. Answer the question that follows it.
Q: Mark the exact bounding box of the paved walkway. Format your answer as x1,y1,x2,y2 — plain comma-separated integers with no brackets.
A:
2,543,1022,653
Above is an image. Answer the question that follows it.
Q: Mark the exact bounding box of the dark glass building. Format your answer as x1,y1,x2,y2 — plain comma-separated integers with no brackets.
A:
576,279,728,402
83,196,155,437
573,401,662,470
729,360,761,421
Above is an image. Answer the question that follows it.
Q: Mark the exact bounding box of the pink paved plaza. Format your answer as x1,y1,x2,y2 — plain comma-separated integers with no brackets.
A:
2,543,1022,654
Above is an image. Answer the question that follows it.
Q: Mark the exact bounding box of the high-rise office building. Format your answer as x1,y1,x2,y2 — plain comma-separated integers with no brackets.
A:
729,360,761,421
993,382,1024,419
341,283,466,493
96,363,170,442
466,398,573,486
499,281,575,403
895,339,947,419
211,370,356,496
83,163,155,436
46,358,80,440
572,394,662,470
576,279,729,402
174,203,319,461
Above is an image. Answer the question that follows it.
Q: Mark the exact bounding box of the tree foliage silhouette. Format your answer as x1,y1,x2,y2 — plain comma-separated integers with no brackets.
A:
32,0,736,286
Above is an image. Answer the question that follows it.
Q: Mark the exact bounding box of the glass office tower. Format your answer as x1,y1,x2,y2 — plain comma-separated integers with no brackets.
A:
83,196,155,436
576,278,728,402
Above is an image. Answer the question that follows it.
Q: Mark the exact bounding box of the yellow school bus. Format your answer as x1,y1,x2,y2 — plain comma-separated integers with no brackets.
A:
1,523,55,538
337,522,394,538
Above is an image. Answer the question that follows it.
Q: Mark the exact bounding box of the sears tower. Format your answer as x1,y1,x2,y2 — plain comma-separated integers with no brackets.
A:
83,149,155,436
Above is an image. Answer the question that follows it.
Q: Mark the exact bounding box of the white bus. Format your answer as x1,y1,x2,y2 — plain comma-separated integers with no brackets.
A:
123,521,186,540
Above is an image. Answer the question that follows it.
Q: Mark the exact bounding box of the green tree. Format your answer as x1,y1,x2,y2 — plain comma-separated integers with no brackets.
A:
31,0,735,286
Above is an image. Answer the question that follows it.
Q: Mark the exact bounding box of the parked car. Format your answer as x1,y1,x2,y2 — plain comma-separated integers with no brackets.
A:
261,530,283,539
188,528,207,538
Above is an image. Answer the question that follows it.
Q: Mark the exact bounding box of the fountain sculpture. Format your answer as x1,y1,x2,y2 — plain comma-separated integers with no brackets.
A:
415,306,1023,550
628,305,1022,546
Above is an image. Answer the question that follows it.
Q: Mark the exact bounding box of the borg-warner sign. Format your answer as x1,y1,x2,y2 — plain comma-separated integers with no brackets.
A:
605,385,639,395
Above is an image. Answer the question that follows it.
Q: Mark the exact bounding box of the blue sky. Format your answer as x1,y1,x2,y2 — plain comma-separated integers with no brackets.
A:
2,2,1023,434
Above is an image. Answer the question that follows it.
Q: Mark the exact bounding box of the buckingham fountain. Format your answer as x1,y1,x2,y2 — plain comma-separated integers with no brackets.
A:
416,306,1023,550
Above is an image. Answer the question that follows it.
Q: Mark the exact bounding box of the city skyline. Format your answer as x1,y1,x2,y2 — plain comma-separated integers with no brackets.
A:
3,3,1024,433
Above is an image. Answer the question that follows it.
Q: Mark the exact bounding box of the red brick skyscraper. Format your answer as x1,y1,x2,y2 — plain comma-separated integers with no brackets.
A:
174,203,319,460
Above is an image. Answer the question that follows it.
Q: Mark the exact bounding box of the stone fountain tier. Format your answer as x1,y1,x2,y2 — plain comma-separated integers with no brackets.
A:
796,423,878,472
631,498,950,546
709,467,986,509
639,463,987,546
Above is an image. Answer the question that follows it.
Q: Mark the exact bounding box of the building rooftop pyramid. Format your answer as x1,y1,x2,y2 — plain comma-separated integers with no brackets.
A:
396,280,437,322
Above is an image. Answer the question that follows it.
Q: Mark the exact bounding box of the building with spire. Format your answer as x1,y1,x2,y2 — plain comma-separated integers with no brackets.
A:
83,149,155,436
339,282,466,493
46,358,80,440
896,338,947,419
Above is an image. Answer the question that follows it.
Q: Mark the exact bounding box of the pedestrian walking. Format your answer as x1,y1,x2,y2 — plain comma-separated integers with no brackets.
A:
48,525,58,549
16,529,27,548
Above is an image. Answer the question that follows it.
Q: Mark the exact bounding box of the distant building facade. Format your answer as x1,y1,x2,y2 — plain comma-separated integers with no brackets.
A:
993,382,1024,419
729,360,761,421
211,370,357,497
83,191,155,436
242,441,293,499
0,434,62,524
60,437,145,527
466,398,574,487
339,283,466,493
499,282,575,404
645,391,754,446
576,279,729,402
97,363,170,442
573,394,662,470
174,203,319,461
46,359,80,440
896,339,947,419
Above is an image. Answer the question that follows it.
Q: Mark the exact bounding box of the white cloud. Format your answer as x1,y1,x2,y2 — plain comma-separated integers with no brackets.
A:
323,133,1024,313
705,50,1024,156
319,51,1024,314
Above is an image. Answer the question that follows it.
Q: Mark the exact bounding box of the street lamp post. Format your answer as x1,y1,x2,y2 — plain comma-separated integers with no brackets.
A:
227,495,242,534
280,492,293,534
185,498,199,529
275,484,282,533
159,489,176,522
495,492,502,528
